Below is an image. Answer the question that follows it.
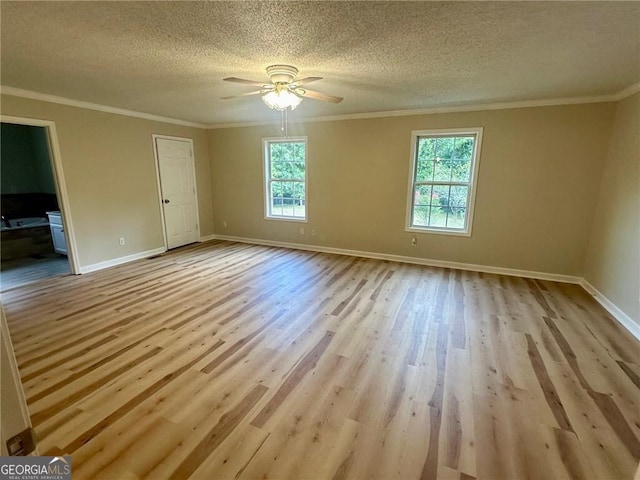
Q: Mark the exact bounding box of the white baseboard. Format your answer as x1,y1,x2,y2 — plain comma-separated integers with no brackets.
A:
212,234,582,284
214,234,640,340
78,247,166,274
580,279,640,340
73,235,639,341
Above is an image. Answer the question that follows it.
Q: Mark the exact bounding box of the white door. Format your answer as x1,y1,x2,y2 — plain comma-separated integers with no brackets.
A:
154,137,199,249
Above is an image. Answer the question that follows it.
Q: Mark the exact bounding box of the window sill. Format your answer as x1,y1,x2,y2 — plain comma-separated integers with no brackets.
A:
406,226,472,237
265,216,308,223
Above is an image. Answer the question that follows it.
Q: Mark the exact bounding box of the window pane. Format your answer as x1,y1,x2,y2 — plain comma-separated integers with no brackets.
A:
270,182,281,216
415,160,433,182
292,162,305,180
413,205,430,227
294,182,306,218
454,136,474,160
293,182,305,200
432,185,450,207
435,137,454,160
414,185,432,206
270,143,284,162
283,142,294,162
286,162,303,180
429,206,447,227
271,161,286,179
282,182,293,216
433,159,451,181
271,180,280,198
271,198,283,216
292,142,305,161
451,158,471,182
449,186,469,209
294,203,306,218
446,207,466,229
418,138,436,161
283,180,293,199
287,162,298,179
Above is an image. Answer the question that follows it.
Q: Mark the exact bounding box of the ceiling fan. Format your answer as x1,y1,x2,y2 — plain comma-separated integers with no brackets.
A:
222,65,343,111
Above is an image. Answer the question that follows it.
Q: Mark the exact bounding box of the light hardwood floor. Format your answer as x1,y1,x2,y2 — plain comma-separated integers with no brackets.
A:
2,240,639,479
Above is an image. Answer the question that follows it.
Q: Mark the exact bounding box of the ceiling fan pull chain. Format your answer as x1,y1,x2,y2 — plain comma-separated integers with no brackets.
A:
280,108,289,138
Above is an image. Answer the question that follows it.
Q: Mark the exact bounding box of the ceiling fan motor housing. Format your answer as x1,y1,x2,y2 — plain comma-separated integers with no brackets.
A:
266,65,299,84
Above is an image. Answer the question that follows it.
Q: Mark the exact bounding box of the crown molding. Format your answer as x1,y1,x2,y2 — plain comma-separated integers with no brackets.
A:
207,93,617,129
0,86,208,129
2,82,637,130
613,81,640,101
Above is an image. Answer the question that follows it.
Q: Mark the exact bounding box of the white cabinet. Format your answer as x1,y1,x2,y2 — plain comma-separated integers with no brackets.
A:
46,211,67,255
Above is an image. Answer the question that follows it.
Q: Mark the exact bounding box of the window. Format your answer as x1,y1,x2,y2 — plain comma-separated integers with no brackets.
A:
406,128,483,235
263,137,307,221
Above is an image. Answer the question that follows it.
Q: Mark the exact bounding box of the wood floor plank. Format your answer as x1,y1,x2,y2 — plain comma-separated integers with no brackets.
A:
2,240,638,479
170,384,268,479
441,347,476,477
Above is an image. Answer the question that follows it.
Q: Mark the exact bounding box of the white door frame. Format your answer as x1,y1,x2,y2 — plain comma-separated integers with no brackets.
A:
1,304,37,455
152,134,200,250
1,115,80,275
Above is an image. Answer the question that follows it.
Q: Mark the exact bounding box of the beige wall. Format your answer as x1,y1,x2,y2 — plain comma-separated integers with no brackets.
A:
209,103,614,276
1,92,635,326
584,92,640,324
1,94,213,268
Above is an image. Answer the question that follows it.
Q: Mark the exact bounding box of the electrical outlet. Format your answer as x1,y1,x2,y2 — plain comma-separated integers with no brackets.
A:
411,237,417,246
119,237,125,246
223,220,228,228
299,227,305,235
311,229,316,236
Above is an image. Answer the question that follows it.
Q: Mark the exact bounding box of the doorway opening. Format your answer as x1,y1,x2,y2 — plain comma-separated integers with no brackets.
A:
1,118,78,291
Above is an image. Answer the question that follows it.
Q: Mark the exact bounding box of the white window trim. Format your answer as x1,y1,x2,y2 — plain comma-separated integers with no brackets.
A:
405,127,483,237
263,136,308,223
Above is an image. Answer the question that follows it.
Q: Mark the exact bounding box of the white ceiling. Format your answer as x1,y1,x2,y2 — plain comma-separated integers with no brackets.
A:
1,1,639,126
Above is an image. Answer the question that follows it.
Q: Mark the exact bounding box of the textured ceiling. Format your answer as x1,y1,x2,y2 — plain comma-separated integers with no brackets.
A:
1,1,639,126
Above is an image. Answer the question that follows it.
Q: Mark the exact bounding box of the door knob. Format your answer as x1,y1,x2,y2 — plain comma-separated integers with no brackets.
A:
163,199,170,204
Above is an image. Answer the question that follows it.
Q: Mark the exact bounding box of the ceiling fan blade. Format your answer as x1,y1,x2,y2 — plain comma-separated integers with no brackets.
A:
223,77,270,87
291,76,322,87
221,89,269,100
301,89,343,104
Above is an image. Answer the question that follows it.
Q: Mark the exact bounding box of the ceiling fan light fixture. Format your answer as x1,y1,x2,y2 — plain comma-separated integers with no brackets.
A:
262,89,302,111
223,64,342,111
